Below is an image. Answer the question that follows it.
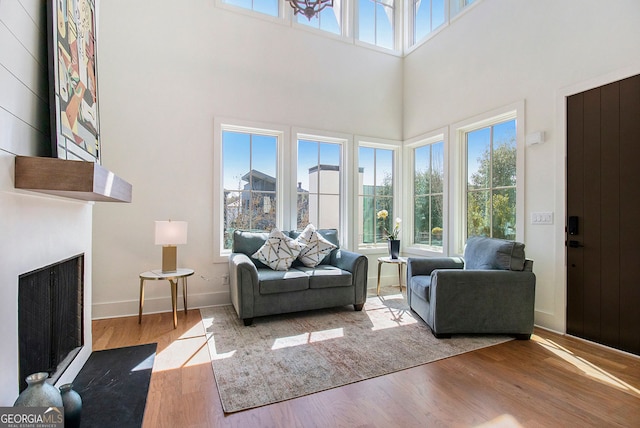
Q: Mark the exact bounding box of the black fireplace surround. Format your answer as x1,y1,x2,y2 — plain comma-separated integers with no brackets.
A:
17,254,84,392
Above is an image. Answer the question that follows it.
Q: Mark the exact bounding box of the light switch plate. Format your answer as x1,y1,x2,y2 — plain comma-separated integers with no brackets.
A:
531,212,553,225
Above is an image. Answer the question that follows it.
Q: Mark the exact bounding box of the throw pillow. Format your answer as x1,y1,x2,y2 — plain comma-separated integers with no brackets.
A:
295,224,337,267
252,228,303,271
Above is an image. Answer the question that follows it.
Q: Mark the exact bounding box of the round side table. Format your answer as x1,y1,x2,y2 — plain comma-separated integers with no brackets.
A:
376,257,408,295
139,268,194,328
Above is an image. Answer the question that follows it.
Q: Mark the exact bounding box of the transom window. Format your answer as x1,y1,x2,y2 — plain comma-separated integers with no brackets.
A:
411,0,446,44
465,119,516,240
222,130,278,249
358,0,395,50
414,141,444,248
358,146,394,244
296,0,342,34
223,0,279,17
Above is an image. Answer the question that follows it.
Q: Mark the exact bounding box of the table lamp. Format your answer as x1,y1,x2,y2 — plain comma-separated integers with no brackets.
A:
155,220,188,273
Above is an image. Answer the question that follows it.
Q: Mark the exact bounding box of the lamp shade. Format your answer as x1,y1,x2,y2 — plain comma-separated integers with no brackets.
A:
155,221,188,245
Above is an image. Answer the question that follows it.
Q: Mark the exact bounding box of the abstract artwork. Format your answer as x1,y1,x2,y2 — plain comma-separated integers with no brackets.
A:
48,0,100,162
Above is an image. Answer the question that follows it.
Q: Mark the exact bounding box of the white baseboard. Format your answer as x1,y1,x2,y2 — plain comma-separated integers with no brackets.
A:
92,290,231,320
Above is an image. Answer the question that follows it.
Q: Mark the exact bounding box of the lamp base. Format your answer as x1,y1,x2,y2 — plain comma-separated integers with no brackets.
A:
162,246,177,273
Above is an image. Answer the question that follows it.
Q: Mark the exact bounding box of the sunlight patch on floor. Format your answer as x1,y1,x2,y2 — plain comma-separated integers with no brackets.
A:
532,334,640,397
366,293,418,331
474,414,524,428
153,336,216,371
271,328,344,350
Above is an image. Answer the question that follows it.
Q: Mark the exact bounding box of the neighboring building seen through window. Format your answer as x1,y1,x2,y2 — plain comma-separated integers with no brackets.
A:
222,130,278,249
414,141,444,248
297,139,342,231
466,119,516,240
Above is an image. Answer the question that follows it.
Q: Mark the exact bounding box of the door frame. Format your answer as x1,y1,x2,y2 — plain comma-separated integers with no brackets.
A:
553,63,640,334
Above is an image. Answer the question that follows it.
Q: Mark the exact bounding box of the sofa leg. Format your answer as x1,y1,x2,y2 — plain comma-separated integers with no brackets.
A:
354,303,364,311
243,318,253,326
514,333,531,340
433,331,452,339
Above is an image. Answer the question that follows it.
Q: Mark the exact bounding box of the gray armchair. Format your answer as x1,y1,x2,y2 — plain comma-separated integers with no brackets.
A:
407,236,536,339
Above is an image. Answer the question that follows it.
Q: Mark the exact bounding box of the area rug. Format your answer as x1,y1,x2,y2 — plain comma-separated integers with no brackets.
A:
200,290,511,413
72,343,157,427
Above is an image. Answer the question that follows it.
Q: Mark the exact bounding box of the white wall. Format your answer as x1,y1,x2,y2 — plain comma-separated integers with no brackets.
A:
92,0,403,317
403,0,640,331
0,0,92,405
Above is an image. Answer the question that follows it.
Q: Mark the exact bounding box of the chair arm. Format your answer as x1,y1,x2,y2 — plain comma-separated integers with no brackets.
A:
407,257,464,278
330,249,369,304
429,269,536,334
228,253,259,319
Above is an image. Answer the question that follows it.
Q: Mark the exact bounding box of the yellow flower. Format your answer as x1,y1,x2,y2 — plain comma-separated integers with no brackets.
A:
376,209,389,220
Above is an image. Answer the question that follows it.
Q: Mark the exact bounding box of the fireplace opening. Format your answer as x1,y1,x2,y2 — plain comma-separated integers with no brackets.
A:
17,254,84,392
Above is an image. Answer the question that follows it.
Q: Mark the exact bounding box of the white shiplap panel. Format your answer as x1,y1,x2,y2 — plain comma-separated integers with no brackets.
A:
0,0,46,63
0,64,48,130
0,107,50,156
0,23,48,101
18,0,46,33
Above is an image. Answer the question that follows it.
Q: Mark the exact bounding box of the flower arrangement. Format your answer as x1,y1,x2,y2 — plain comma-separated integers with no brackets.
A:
376,209,401,240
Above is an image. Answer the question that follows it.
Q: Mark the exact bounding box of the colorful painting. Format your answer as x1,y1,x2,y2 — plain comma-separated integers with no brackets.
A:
48,0,100,162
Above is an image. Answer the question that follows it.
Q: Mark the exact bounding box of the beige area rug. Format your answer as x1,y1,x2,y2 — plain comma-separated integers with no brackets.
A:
200,288,512,413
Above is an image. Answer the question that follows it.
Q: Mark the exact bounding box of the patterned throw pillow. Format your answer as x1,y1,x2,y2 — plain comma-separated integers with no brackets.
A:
295,224,337,267
251,228,303,271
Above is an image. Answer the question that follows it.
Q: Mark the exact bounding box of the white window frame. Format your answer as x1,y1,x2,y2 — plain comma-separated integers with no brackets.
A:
355,0,403,53
451,101,525,255
403,127,449,256
355,136,402,254
293,128,352,247
213,118,289,260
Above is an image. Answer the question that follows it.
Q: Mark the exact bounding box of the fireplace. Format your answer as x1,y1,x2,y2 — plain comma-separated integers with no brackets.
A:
17,255,84,392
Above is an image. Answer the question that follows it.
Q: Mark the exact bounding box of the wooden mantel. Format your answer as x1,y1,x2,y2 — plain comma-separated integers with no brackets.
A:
14,156,132,203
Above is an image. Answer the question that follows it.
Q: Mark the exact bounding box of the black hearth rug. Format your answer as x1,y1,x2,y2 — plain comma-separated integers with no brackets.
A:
72,343,157,428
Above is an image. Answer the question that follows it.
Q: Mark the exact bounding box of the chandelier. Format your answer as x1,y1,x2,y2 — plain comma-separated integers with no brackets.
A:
287,0,334,20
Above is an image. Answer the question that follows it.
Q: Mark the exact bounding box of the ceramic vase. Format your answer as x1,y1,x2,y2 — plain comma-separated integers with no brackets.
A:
388,239,400,259
13,372,63,407
59,383,82,428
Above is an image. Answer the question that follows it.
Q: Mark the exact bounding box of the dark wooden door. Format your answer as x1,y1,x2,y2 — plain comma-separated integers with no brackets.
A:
566,74,640,356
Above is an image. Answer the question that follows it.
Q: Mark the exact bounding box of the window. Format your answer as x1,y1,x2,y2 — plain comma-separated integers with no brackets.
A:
358,147,394,244
358,0,395,50
297,138,343,230
411,0,445,44
465,119,516,240
413,141,444,248
222,130,278,249
223,0,279,17
296,0,342,35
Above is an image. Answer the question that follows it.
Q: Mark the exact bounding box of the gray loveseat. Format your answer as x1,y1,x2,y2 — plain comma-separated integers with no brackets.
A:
229,229,368,325
407,236,536,339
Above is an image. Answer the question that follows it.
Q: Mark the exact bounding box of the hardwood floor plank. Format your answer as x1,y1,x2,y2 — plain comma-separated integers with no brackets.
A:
91,311,640,427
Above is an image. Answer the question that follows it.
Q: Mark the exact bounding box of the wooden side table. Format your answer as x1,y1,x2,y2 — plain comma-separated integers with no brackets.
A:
139,268,194,328
377,256,408,295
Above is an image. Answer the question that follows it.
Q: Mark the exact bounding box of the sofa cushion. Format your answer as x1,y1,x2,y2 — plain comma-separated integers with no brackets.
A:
295,265,352,289
463,236,526,271
294,224,338,267
410,275,432,302
290,228,339,266
252,228,304,271
258,268,309,294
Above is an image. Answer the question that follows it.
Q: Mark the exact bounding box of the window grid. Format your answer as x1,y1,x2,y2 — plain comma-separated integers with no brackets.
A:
465,119,517,241
222,130,278,250
413,142,444,248
359,147,394,245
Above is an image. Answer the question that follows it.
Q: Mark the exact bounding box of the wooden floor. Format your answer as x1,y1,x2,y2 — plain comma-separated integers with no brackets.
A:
93,309,640,428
